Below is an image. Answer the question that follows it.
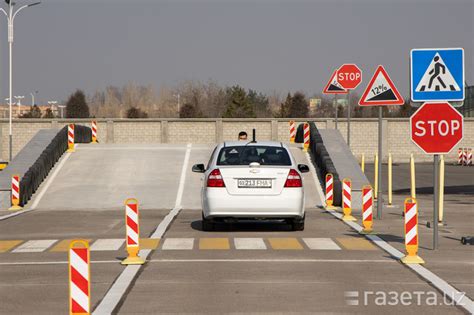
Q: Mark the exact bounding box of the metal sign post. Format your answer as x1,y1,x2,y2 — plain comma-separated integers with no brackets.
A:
358,65,404,220
334,94,338,129
377,107,383,219
433,154,439,249
347,91,351,146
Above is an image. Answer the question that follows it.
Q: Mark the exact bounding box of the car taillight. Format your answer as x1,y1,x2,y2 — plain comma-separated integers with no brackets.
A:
284,169,302,187
207,169,225,187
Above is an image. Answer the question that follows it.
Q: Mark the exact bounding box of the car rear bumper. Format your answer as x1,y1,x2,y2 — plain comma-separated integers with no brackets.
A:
203,188,304,218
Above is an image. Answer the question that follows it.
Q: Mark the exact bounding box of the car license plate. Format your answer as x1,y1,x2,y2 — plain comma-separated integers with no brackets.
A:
237,179,272,188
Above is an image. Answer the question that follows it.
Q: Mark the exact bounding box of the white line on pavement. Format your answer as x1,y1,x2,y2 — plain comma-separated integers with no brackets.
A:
0,152,72,221
161,238,194,250
90,239,124,251
234,238,267,250
328,208,474,313
12,240,57,253
93,144,192,315
303,238,341,250
0,258,395,266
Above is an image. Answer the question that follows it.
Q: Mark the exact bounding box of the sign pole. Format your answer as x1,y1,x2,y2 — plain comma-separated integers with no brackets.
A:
433,154,439,250
377,107,383,219
334,94,338,130
347,91,351,146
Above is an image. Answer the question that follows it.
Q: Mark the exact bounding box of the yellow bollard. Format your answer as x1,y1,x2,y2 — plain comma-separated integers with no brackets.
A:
374,154,378,200
9,175,23,211
438,155,445,225
401,198,424,264
342,178,356,221
387,153,394,207
361,154,365,173
122,198,145,265
410,154,416,199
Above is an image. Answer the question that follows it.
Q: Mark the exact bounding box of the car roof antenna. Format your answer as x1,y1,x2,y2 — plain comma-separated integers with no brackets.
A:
251,129,256,143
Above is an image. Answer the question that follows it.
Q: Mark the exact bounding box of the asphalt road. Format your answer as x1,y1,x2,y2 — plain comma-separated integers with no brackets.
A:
0,144,471,314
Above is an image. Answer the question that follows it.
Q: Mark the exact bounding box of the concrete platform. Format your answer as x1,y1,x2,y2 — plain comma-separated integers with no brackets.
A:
319,129,370,212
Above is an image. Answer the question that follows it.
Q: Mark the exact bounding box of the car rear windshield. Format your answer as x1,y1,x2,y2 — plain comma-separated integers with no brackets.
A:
217,145,291,166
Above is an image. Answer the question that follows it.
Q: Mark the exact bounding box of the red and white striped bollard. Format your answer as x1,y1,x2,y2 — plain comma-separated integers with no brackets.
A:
91,121,97,143
458,148,463,165
289,120,296,143
9,175,22,211
122,198,145,265
360,185,375,234
68,124,75,153
401,198,424,264
467,148,472,166
69,240,90,315
342,178,356,221
303,122,310,152
325,173,336,210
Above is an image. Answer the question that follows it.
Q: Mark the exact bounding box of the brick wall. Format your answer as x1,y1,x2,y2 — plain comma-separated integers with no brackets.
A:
0,118,473,163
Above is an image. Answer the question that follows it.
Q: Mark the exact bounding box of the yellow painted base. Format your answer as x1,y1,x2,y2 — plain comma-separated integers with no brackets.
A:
67,148,75,153
325,205,337,211
342,215,357,222
359,229,376,235
401,254,425,264
8,205,23,211
121,256,145,265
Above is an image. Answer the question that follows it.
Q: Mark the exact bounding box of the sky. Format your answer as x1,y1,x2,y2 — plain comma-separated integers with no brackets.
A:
0,0,472,104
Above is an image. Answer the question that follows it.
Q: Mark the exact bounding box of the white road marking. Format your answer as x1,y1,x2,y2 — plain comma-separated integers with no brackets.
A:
12,240,57,253
0,258,395,266
328,208,474,313
303,238,341,250
93,144,192,315
90,239,124,251
0,152,72,221
162,238,194,250
234,238,267,250
305,151,326,207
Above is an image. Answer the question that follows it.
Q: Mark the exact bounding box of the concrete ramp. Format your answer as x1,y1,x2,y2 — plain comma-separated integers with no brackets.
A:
0,129,59,208
319,129,369,212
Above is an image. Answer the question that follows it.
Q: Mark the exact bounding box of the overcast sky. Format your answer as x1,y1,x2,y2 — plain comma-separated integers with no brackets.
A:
0,0,472,104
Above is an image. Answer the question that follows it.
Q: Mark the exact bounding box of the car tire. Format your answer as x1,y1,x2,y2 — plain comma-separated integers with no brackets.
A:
291,216,305,231
202,214,214,231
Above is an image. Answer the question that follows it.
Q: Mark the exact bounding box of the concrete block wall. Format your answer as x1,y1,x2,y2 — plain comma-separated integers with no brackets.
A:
0,118,472,163
114,121,162,144
223,121,272,142
169,121,215,143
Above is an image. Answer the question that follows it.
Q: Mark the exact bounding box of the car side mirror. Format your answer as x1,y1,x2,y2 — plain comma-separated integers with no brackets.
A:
192,163,206,173
298,164,310,173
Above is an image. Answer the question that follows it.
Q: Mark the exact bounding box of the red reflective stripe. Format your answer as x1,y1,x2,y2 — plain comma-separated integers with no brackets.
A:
71,266,89,296
127,235,137,246
407,234,418,245
71,299,87,313
73,248,88,264
127,203,138,213
364,213,372,222
127,217,138,233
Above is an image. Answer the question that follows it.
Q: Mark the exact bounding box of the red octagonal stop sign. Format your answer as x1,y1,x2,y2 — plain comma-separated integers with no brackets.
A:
338,64,362,89
410,102,463,154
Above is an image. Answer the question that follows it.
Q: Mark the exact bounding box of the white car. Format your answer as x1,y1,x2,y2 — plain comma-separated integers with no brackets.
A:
192,141,308,231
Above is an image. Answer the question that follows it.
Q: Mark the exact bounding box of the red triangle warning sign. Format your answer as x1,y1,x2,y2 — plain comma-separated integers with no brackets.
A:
358,65,404,106
323,69,348,94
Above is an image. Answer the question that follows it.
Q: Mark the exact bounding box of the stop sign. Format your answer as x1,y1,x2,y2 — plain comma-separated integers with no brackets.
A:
410,102,463,154
337,64,362,89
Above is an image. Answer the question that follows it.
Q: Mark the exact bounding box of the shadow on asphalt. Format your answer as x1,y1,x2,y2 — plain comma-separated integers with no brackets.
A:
394,185,474,195
191,220,294,232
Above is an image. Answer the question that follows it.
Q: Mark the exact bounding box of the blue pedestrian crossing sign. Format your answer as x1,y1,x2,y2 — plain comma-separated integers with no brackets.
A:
410,48,464,102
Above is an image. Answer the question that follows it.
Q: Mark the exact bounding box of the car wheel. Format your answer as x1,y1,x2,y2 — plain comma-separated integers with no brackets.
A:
202,213,214,231
291,216,305,231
